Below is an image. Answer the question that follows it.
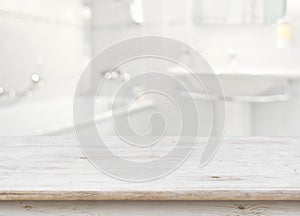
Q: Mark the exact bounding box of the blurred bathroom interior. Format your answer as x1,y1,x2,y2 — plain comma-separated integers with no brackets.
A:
1,0,300,137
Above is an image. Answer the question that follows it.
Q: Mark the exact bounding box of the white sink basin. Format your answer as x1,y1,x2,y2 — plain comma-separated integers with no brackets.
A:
169,67,300,98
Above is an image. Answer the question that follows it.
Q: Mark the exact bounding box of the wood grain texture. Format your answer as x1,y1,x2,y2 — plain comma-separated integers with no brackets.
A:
0,136,299,201
0,201,299,215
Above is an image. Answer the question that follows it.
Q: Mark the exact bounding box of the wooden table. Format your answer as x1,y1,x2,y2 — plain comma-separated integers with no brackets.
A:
0,136,299,215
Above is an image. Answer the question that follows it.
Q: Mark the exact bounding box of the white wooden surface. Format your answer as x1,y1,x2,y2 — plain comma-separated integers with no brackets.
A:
0,136,299,201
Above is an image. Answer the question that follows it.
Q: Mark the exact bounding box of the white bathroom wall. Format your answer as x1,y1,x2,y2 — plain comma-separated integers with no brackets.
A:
0,0,91,136
0,0,91,100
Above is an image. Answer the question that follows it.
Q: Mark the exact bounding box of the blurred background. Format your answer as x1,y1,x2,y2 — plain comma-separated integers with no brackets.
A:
1,0,300,137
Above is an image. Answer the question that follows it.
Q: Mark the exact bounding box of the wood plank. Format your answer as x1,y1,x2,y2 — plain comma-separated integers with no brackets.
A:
0,136,299,201
0,201,299,215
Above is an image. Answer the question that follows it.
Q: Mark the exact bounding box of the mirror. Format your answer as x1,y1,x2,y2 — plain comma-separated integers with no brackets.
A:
193,0,286,24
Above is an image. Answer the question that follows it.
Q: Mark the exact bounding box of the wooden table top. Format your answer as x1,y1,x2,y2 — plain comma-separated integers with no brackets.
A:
0,136,299,201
